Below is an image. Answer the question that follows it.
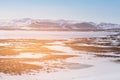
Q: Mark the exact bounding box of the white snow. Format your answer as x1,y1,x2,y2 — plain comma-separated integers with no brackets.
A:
0,30,118,39
0,53,47,58
0,56,120,80
0,31,120,80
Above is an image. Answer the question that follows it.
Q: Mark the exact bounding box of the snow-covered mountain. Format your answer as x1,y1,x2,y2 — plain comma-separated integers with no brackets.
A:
0,18,32,27
98,23,120,29
0,18,119,30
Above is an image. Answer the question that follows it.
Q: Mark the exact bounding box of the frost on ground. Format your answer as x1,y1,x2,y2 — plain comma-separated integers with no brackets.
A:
0,31,120,80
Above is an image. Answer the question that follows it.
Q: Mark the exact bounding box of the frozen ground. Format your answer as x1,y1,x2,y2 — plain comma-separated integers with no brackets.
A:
0,31,120,80
0,30,119,39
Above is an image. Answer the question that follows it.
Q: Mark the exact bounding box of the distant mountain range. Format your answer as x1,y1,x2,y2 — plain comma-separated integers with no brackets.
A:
0,18,120,31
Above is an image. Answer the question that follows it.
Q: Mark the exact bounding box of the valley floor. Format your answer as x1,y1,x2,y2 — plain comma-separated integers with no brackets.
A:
0,31,120,80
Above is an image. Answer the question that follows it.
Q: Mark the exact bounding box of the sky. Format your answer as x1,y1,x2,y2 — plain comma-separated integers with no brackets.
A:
0,0,120,23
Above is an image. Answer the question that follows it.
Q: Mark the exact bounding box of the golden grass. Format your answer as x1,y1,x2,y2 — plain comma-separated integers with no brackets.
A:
64,38,120,53
0,49,19,56
0,60,42,75
0,39,63,56
69,45,117,52
0,54,77,74
0,54,77,62
19,47,61,54
0,39,78,74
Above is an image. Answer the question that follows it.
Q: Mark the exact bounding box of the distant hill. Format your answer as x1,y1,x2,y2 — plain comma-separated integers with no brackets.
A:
0,18,120,31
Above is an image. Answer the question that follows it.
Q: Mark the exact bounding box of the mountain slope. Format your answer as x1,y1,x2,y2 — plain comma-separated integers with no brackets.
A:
0,18,119,30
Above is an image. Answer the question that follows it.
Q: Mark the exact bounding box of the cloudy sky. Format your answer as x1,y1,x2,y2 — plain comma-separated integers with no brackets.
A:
0,0,119,23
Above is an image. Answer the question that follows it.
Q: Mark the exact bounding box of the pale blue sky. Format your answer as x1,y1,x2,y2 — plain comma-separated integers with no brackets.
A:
0,0,120,23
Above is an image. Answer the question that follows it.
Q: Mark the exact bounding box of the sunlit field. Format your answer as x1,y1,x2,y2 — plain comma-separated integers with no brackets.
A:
0,30,120,80
0,0,120,79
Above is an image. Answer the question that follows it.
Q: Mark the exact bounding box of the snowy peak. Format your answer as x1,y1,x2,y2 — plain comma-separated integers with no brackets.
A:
0,18,32,27
71,22,98,29
98,23,120,29
0,18,120,30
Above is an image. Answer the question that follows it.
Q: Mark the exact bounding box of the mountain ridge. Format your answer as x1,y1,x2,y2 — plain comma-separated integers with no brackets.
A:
0,18,120,30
